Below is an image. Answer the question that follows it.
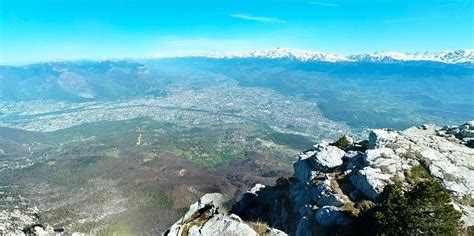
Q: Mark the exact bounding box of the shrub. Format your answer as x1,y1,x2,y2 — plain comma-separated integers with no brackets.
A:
408,164,432,182
357,179,463,235
466,140,474,148
332,135,352,150
406,180,463,234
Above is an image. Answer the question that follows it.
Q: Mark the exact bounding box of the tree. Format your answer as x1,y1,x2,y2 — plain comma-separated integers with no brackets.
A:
357,179,463,235
405,180,463,234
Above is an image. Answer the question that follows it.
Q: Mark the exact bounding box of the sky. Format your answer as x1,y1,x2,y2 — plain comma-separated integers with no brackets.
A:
0,0,472,65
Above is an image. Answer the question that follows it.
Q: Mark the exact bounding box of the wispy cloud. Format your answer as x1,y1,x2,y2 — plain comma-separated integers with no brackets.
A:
384,16,429,24
309,1,339,7
230,14,286,23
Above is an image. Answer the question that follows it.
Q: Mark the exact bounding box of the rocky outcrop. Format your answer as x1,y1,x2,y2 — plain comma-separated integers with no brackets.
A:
241,122,474,234
165,193,286,236
21,224,62,236
167,121,474,235
299,141,346,172
0,205,65,235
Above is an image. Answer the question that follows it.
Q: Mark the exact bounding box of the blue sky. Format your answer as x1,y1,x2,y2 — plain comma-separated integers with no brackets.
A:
0,0,472,65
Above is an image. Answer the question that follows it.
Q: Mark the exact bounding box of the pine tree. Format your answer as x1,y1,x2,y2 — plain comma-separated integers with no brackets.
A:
372,181,408,234
358,179,463,235
405,180,463,234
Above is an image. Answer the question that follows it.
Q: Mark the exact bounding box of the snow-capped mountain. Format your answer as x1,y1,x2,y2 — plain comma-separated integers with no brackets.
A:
431,49,474,63
349,49,474,64
186,48,474,64
196,48,348,62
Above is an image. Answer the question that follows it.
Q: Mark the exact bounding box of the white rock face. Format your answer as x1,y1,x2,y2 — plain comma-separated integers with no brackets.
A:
247,183,266,195
350,168,392,200
349,147,408,200
182,193,224,221
165,193,287,236
311,179,344,207
299,142,345,171
293,121,474,228
294,142,345,184
31,225,56,236
348,123,474,225
186,214,257,236
352,124,474,201
368,129,400,148
400,125,474,199
168,121,474,236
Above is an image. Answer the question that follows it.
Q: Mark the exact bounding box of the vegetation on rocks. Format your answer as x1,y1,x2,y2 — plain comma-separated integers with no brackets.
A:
332,135,352,150
358,179,463,235
407,163,432,183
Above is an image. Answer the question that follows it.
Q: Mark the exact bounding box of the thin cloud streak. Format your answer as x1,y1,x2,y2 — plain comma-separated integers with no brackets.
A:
230,14,286,23
384,16,430,23
309,1,339,7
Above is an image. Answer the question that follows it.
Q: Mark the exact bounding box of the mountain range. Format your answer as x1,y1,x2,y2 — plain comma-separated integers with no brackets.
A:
0,48,473,235
1,50,473,130
185,48,474,64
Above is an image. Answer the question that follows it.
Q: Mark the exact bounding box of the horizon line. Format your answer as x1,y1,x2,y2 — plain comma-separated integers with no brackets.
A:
1,47,472,67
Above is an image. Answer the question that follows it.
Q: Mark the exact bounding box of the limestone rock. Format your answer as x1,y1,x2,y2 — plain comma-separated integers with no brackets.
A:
165,193,286,236
299,142,345,172
349,148,406,200
172,121,474,235
368,129,400,148
311,180,345,207
293,159,314,184
350,167,393,200
315,206,351,227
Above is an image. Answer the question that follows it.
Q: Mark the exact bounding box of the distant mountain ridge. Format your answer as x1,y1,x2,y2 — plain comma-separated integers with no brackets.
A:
184,48,474,64
1,54,473,130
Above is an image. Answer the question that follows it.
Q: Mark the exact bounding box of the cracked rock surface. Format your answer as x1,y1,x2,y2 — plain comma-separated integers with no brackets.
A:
165,193,286,236
215,121,474,235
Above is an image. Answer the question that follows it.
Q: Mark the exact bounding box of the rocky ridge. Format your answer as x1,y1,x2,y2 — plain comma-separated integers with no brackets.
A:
164,193,286,236
166,121,474,235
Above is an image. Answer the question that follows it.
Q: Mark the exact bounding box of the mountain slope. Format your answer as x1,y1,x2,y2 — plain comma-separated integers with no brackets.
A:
166,121,474,235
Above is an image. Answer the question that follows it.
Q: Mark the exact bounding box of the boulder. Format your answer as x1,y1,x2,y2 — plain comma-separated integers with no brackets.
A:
368,129,399,148
293,159,314,184
350,167,393,200
289,183,313,214
166,193,287,236
311,180,344,207
299,142,345,172
166,194,254,236
315,206,351,227
295,217,313,236
22,224,57,236
465,121,474,129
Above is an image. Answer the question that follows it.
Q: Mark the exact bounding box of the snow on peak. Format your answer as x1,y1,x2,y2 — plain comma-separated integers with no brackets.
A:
191,48,349,62
350,49,474,64
182,48,474,64
431,49,474,63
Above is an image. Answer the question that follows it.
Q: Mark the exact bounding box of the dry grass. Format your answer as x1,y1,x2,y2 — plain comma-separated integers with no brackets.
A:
340,203,359,217
247,221,273,236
